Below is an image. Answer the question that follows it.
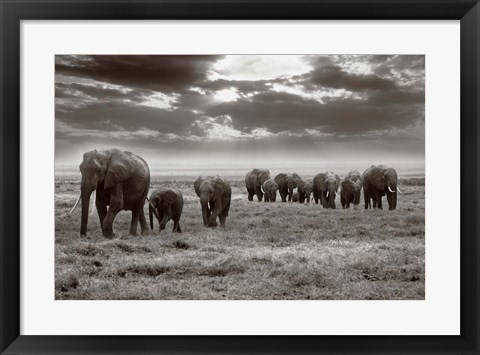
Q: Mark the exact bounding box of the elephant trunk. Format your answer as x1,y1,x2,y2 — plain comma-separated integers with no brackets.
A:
288,187,294,201
200,197,210,226
149,204,154,230
80,190,92,236
327,187,336,209
159,207,171,231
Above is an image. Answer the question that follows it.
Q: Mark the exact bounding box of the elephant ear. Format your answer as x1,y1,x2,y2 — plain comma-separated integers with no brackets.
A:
213,179,227,200
104,152,131,189
194,177,203,197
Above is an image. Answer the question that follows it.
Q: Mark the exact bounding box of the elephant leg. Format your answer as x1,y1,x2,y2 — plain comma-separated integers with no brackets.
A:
95,192,107,229
173,219,181,233
364,191,369,209
254,186,263,202
386,192,394,210
247,188,254,201
219,212,227,227
139,209,148,235
320,193,327,208
129,208,141,236
219,198,230,227
376,192,383,209
102,185,123,238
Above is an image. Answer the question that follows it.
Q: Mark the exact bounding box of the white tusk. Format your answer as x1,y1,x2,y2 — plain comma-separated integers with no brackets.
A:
388,185,395,193
90,190,96,215
326,191,329,198
397,187,403,194
260,184,265,194
208,202,211,210
69,194,81,214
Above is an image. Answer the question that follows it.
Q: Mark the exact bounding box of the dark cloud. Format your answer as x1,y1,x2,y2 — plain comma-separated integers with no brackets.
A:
56,55,222,93
206,92,423,134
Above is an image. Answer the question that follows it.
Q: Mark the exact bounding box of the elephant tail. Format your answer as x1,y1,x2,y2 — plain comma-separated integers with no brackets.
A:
146,197,158,230
149,204,154,230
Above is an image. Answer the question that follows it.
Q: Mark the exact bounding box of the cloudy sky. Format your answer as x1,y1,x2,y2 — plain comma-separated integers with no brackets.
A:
55,55,424,169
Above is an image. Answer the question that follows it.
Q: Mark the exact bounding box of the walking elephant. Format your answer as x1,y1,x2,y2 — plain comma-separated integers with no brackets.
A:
245,168,270,202
292,191,299,202
341,170,362,209
312,172,340,208
262,179,278,202
303,181,313,203
194,175,232,227
148,188,183,233
362,165,400,210
296,178,313,203
340,179,362,209
274,172,301,202
70,148,150,238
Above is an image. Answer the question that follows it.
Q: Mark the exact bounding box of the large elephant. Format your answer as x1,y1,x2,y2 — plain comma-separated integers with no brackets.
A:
148,188,183,233
274,172,301,202
312,172,340,208
245,168,270,202
362,165,400,210
70,148,150,238
194,175,232,227
262,179,278,202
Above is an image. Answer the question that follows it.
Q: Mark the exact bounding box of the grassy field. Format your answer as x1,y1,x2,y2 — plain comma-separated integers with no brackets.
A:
55,174,425,300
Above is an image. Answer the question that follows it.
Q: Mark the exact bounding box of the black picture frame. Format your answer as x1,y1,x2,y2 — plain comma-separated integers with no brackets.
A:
1,1,479,354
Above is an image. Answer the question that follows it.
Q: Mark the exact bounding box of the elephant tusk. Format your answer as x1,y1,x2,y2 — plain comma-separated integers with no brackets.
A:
69,194,81,214
388,185,395,193
90,190,96,215
326,191,329,198
208,202,211,210
397,187,403,194
260,184,265,194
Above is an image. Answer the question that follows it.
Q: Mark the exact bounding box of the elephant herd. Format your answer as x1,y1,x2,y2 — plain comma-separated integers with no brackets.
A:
69,148,401,239
246,167,401,211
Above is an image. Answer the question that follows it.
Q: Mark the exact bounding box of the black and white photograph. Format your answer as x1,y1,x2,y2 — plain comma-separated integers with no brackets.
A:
55,54,425,300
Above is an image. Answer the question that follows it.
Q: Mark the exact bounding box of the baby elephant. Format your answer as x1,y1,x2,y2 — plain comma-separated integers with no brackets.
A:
303,181,313,203
292,191,299,202
340,179,362,209
262,179,278,202
148,188,183,233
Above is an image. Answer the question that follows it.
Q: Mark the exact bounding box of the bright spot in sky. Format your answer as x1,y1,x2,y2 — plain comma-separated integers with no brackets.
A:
214,88,240,102
140,92,178,110
210,55,312,81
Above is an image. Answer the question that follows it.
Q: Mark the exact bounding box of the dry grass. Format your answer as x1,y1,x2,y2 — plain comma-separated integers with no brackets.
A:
55,175,425,300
